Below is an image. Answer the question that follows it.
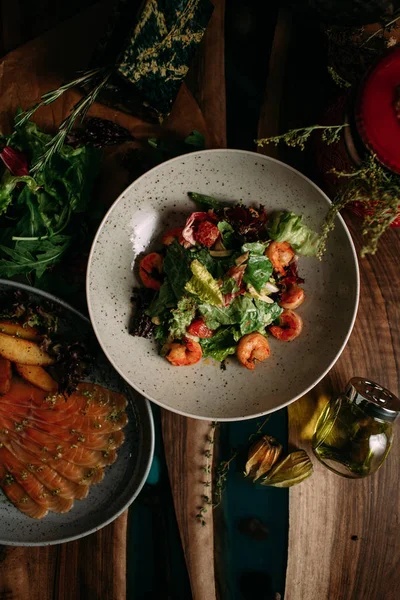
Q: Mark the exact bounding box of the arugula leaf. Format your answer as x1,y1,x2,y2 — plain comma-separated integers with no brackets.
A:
168,296,197,339
0,170,38,216
163,240,192,300
199,327,239,362
185,259,224,306
267,211,320,256
146,281,175,317
242,254,273,292
188,191,225,210
217,221,235,248
0,117,102,279
0,235,71,278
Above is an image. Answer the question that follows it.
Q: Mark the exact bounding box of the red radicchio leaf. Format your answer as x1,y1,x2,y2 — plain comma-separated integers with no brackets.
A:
223,264,247,305
0,146,29,176
223,204,268,241
282,260,305,285
182,211,217,246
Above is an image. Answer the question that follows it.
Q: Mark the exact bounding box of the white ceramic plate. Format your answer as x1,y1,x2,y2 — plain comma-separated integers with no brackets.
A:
87,150,359,421
0,280,154,546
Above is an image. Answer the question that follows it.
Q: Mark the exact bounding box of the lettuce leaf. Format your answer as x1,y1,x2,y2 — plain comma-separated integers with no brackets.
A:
168,296,197,339
146,281,175,317
217,221,235,248
267,211,320,256
199,296,282,335
163,240,193,300
199,327,239,362
242,254,273,292
198,302,239,330
241,241,269,254
185,259,224,306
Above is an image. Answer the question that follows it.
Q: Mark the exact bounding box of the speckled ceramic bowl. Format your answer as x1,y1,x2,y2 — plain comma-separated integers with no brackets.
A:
0,280,154,546
86,150,359,421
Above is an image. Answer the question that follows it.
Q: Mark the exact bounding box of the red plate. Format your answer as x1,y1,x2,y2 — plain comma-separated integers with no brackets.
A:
356,47,400,175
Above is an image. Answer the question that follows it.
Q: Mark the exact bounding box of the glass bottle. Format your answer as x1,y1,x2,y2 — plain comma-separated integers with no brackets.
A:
312,377,400,478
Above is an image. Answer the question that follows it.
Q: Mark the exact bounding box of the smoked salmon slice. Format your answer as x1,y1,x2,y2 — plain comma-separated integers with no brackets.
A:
0,377,128,519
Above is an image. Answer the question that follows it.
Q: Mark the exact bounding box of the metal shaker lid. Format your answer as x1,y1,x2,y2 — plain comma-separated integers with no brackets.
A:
345,377,400,423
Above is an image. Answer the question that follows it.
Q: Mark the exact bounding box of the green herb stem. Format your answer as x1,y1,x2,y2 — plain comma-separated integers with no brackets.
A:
256,124,349,151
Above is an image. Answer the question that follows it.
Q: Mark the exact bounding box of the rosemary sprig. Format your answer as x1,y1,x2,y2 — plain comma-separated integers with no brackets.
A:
16,68,106,127
256,124,349,151
15,67,111,174
360,12,400,47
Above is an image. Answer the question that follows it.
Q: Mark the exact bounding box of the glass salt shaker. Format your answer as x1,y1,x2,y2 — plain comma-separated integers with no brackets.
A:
312,377,400,478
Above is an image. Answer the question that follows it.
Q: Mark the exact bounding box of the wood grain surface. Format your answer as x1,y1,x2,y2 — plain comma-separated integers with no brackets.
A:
0,3,212,599
1,1,399,599
160,3,226,599
257,11,400,600
161,415,218,600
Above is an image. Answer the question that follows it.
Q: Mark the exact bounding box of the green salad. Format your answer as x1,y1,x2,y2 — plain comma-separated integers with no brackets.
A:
130,192,320,370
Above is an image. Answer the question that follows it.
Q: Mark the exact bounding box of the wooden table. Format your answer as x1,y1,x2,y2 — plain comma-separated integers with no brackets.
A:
0,2,399,599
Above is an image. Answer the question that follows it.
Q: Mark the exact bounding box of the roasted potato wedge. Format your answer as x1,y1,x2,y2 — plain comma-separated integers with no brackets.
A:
0,333,54,366
0,320,41,342
0,357,12,395
15,364,58,393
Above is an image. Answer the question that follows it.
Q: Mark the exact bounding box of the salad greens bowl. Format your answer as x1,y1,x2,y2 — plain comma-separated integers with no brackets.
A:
86,149,359,421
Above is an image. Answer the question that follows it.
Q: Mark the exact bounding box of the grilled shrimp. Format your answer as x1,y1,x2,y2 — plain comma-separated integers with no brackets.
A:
269,309,303,341
265,242,294,276
139,253,163,291
279,283,305,310
237,333,271,370
163,338,203,366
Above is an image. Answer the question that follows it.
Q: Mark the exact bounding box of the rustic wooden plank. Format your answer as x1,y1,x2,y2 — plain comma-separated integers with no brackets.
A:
160,2,226,599
0,3,211,599
0,0,98,56
187,0,227,148
285,215,400,600
0,545,57,600
55,513,128,600
257,9,400,599
161,414,217,600
257,8,292,159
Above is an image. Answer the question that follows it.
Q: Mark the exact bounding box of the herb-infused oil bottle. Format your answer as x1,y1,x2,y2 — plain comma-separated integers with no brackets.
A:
312,378,400,478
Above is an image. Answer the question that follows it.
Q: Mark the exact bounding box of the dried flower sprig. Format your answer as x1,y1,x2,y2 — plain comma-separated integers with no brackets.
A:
196,421,218,526
196,416,273,524
256,123,349,151
318,154,400,258
327,66,352,88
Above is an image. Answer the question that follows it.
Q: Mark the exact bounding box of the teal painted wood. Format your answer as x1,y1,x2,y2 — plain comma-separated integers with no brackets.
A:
219,411,288,600
127,405,192,599
128,407,288,599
